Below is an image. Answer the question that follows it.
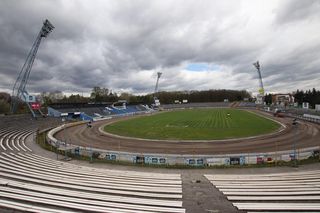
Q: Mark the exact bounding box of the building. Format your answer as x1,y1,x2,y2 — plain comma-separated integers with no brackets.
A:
272,94,295,106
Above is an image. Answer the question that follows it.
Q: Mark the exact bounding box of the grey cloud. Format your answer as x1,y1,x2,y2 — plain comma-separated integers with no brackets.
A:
0,0,319,95
276,0,320,24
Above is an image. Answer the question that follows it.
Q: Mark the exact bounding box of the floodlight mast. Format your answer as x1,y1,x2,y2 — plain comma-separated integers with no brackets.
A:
11,19,54,117
154,72,162,95
152,72,162,108
253,61,265,105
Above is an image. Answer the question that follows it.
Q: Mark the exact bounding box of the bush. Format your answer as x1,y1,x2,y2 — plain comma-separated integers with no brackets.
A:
92,151,100,159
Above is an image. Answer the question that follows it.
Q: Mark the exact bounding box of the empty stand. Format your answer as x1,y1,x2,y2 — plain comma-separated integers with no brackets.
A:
48,104,150,119
205,172,320,212
0,152,185,212
162,102,230,109
0,115,185,212
0,128,33,152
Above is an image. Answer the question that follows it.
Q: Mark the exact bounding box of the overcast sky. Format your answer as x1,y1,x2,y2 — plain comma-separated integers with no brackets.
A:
0,0,319,96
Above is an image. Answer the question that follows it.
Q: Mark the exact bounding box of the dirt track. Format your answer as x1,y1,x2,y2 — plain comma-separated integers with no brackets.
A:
55,110,320,155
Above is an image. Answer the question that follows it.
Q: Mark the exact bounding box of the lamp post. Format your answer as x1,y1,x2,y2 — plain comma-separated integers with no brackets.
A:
292,119,298,167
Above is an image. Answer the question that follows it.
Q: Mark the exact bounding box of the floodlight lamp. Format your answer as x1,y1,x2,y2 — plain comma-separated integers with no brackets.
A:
253,61,260,70
41,19,54,37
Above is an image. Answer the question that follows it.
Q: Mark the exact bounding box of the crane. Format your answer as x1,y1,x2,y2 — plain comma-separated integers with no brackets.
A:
10,19,54,117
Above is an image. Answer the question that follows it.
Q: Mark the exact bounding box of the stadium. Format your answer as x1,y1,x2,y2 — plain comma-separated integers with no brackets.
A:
1,99,320,212
48,102,320,166
1,1,320,213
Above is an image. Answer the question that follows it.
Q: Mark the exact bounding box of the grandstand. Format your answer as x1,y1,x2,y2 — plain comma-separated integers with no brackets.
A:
238,102,257,108
1,107,320,212
205,171,320,212
0,115,62,131
48,102,151,121
162,102,231,109
0,116,185,212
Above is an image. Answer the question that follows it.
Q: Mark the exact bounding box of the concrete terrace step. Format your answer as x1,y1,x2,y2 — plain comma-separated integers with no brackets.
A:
205,170,320,212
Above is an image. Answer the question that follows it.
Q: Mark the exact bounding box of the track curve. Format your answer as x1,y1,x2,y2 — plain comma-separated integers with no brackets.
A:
55,110,320,155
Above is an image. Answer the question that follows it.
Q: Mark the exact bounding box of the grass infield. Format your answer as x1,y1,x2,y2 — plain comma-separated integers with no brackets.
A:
104,109,280,140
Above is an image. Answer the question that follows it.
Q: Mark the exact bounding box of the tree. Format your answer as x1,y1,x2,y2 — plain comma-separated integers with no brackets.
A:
154,89,251,104
0,99,10,114
293,88,320,108
264,93,272,105
119,92,130,102
294,89,304,105
0,92,11,114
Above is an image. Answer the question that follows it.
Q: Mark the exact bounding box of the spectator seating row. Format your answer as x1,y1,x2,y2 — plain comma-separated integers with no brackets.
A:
103,105,148,116
56,104,150,118
0,151,185,212
205,171,320,212
0,116,185,212
0,128,32,152
238,102,256,107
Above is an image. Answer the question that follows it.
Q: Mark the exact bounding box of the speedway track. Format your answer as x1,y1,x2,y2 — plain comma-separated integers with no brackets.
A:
55,110,320,155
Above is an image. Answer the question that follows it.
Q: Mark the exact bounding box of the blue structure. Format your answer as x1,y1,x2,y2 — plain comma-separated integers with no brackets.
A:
48,103,151,121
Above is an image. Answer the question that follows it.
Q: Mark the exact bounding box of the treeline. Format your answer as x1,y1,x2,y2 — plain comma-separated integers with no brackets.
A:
41,87,118,106
294,88,320,108
2,87,319,114
43,88,252,105
154,90,251,104
0,92,28,114
0,88,252,114
0,92,10,114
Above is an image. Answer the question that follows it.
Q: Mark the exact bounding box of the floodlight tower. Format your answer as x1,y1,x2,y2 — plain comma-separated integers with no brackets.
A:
11,19,54,117
253,61,265,105
154,72,162,95
153,72,162,107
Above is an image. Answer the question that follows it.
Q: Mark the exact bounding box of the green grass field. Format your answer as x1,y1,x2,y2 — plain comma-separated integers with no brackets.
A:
104,109,280,140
